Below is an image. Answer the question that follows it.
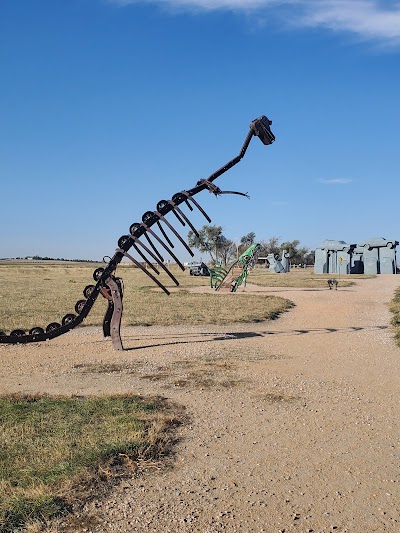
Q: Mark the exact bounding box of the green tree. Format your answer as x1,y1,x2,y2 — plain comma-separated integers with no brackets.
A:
188,225,235,266
255,237,314,266
240,232,256,247
218,236,237,266
280,240,314,266
280,240,300,261
258,236,281,258
238,232,256,256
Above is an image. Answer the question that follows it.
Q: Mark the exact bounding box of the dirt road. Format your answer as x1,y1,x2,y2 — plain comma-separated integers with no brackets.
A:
1,275,399,532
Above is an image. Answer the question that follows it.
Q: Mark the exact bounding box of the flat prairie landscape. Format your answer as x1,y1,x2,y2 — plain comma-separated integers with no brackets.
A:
0,263,399,532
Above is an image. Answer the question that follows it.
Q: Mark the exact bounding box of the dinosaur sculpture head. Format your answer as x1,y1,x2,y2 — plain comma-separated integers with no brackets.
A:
251,115,275,145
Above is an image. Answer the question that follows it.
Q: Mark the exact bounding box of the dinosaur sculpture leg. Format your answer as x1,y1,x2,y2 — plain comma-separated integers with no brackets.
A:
102,276,124,351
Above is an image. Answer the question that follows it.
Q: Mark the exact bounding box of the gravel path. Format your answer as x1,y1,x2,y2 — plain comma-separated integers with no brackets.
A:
1,275,399,532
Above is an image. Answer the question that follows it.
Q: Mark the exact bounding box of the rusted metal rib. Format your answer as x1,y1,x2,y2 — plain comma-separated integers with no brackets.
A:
132,243,160,275
157,220,175,248
143,232,164,262
171,204,200,237
141,223,188,267
169,206,186,226
182,192,212,223
118,248,170,295
184,198,194,211
154,212,194,257
124,237,180,285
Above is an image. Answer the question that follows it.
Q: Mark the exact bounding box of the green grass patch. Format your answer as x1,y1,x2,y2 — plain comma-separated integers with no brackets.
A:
0,394,180,532
390,287,400,347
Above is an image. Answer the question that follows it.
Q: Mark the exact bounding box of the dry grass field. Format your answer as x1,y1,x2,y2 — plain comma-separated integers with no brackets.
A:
0,261,309,333
0,261,381,335
390,286,400,345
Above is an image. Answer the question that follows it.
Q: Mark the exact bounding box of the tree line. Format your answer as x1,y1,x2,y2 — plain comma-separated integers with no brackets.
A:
188,226,315,267
0,256,98,263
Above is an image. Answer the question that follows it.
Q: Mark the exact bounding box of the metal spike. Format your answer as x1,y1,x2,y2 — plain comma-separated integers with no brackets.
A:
143,232,164,262
185,198,193,211
125,237,181,283
132,243,160,275
169,205,186,226
157,221,175,248
172,204,200,237
184,194,212,223
142,223,190,266
117,249,170,295
154,213,194,257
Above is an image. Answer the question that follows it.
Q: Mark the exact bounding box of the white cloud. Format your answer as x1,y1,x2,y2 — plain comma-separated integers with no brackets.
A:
318,178,353,184
109,0,400,44
302,1,400,44
112,0,277,9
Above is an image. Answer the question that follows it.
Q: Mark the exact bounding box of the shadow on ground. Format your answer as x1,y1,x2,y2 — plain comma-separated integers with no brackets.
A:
123,325,388,351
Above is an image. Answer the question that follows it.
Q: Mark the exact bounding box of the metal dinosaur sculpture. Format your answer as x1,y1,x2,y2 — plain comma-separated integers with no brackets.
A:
210,243,261,292
0,115,275,350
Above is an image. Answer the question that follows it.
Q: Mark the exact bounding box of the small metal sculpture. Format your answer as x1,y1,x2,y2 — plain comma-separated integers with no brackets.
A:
0,115,275,350
327,279,338,290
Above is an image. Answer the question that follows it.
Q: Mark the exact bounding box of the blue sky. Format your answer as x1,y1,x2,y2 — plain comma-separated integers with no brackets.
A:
1,0,399,261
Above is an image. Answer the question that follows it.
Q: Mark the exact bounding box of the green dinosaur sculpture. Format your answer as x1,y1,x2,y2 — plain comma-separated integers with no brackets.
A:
210,243,261,292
